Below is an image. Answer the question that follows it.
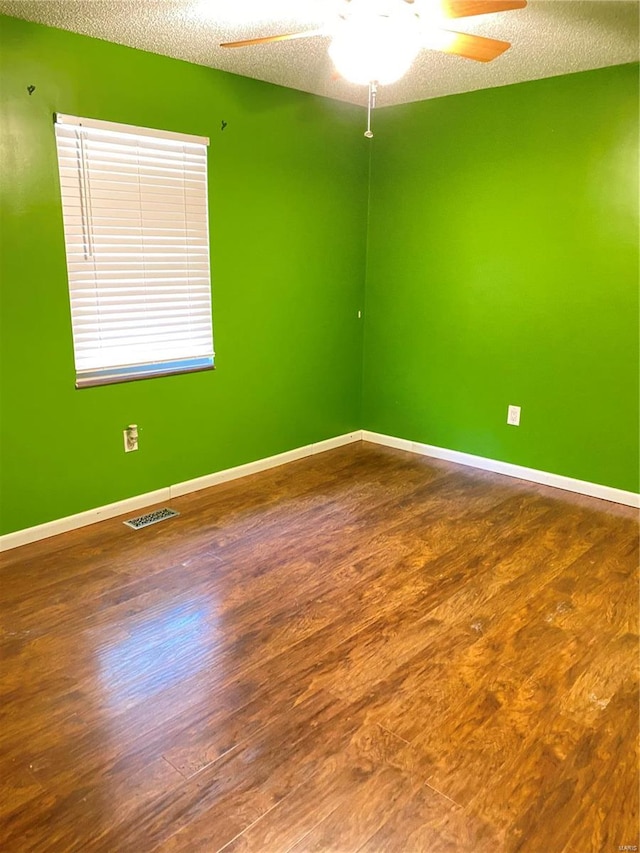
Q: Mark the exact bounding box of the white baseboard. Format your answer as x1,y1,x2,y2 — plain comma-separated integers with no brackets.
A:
170,431,361,498
0,431,362,552
0,487,173,553
362,430,640,508
2,428,636,552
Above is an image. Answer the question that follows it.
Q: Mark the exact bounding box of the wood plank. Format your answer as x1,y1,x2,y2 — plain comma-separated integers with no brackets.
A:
167,720,409,851
0,442,636,852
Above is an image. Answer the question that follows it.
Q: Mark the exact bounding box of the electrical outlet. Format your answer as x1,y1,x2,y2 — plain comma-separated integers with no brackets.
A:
124,424,139,452
507,405,521,427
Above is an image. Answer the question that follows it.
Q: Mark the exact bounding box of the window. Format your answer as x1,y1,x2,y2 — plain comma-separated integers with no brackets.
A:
54,114,214,387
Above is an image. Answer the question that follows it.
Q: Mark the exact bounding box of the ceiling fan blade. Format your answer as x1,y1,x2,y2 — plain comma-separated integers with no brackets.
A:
439,0,527,18
220,29,325,49
436,30,511,61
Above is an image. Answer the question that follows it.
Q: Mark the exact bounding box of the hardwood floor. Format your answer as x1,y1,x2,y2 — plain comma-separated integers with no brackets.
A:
0,442,638,852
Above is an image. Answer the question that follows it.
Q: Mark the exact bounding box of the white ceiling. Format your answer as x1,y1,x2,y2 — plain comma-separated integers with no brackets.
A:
1,0,638,107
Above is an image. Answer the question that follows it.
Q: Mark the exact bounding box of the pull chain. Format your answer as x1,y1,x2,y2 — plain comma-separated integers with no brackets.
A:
364,80,378,139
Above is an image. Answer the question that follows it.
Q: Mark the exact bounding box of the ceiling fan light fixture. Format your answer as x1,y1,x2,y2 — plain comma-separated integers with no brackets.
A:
328,1,421,86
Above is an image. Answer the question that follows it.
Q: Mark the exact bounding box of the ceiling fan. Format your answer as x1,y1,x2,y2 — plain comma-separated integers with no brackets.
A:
221,0,527,136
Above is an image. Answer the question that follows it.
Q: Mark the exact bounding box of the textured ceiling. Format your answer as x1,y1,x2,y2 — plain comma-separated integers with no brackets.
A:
0,0,637,106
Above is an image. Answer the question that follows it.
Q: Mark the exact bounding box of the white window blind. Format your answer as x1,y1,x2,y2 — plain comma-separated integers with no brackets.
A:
54,113,214,388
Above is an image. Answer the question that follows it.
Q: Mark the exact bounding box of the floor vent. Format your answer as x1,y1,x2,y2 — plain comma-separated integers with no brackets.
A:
124,507,179,530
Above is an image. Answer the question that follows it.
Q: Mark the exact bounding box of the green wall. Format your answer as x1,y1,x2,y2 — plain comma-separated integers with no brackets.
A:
363,64,639,493
0,15,369,535
1,15,638,538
